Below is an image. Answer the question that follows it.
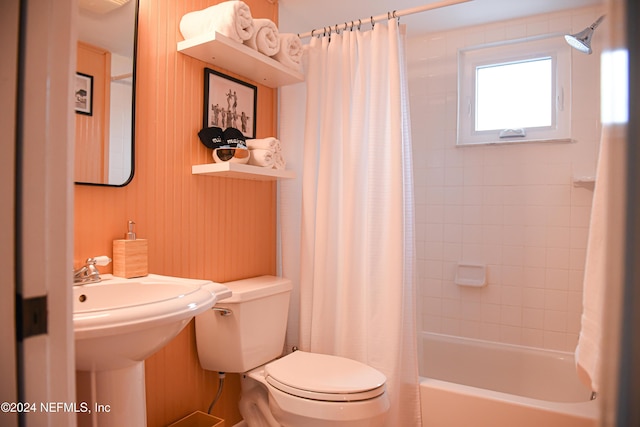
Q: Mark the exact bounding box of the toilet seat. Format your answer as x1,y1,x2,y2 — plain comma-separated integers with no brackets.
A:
264,351,386,402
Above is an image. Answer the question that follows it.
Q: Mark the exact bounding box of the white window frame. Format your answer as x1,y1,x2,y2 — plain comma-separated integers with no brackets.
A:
457,35,572,146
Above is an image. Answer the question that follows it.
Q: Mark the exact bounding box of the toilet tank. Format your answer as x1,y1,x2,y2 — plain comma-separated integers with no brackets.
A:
195,275,292,373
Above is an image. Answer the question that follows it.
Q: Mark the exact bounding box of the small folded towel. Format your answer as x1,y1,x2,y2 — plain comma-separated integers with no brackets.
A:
248,148,275,167
180,1,254,44
274,151,286,170
246,137,281,152
273,33,303,72
244,18,280,56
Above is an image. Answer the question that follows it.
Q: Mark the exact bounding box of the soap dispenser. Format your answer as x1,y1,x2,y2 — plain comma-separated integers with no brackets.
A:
113,220,148,278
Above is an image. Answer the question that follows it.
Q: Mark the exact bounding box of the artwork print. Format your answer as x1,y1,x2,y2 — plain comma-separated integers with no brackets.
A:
75,72,93,116
204,68,257,139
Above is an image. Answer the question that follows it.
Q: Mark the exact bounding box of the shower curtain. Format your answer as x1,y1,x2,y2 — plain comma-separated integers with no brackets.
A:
279,19,421,427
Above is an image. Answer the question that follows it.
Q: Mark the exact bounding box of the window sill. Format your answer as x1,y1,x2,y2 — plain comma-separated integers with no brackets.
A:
456,138,575,147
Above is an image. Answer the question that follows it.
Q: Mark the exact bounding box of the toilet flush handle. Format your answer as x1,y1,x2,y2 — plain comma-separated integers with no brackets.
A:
212,307,233,316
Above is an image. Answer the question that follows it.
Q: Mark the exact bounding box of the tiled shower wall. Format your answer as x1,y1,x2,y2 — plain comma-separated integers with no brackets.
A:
408,5,604,352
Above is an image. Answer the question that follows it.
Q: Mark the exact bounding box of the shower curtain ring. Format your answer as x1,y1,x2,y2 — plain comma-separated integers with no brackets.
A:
311,28,316,37
371,16,375,28
335,24,339,34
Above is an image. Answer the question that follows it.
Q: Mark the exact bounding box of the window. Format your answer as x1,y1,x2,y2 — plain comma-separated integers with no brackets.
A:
457,35,571,145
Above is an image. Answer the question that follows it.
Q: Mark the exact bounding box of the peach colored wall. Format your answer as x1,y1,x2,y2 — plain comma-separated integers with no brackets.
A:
76,42,111,183
74,0,279,425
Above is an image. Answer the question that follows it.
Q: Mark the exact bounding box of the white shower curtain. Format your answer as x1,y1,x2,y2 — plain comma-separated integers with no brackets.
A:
279,20,421,427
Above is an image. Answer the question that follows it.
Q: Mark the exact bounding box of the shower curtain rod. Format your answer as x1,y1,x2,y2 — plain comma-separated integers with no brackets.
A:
297,0,472,39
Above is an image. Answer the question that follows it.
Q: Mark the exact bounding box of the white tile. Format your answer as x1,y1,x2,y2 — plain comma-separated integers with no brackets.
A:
524,247,547,268
500,325,523,345
544,310,568,332
543,330,568,351
546,226,571,248
463,186,484,205
523,308,545,329
523,267,546,289
481,284,502,305
501,305,522,327
521,328,545,347
502,285,523,306
482,225,503,245
444,186,464,205
502,265,524,285
502,246,524,267
546,247,570,269
444,223,463,242
482,303,502,323
570,205,592,227
544,289,569,311
523,287,545,308
444,205,464,224
503,225,525,246
443,243,462,261
545,268,570,290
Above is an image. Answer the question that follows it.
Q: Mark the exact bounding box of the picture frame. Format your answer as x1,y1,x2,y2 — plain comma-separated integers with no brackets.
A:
74,72,93,116
203,68,257,139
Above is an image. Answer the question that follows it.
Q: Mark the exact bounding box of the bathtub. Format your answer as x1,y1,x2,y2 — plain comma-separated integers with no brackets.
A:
419,332,599,427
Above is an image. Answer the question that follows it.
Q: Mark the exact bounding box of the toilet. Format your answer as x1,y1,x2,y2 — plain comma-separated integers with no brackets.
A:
195,276,389,427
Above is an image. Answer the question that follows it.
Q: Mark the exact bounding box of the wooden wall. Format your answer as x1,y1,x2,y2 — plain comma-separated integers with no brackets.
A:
76,42,110,183
73,0,279,425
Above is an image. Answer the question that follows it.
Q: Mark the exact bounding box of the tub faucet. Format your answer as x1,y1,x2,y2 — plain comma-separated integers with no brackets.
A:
73,256,111,285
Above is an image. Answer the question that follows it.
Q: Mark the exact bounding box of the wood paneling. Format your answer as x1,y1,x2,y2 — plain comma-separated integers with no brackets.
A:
76,42,111,183
74,1,280,425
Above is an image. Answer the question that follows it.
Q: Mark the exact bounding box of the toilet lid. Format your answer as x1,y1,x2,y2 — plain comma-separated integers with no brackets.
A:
264,351,386,402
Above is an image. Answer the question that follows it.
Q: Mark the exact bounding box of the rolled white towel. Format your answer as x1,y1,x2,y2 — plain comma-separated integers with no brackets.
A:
246,137,281,152
274,151,286,170
180,1,254,44
244,19,280,56
273,33,303,72
248,148,275,167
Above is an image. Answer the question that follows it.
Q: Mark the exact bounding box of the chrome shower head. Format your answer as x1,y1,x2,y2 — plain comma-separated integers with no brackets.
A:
564,15,605,55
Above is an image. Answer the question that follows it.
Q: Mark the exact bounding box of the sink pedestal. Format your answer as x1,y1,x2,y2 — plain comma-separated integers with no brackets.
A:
72,274,232,426
76,363,146,427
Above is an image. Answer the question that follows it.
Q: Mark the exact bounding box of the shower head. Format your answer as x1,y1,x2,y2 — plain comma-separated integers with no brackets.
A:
564,15,605,55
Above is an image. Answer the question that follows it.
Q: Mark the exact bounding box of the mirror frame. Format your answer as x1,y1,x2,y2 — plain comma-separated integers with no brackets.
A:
75,0,138,187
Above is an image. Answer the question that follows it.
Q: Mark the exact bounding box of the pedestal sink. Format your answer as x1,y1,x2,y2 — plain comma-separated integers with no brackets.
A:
73,274,231,427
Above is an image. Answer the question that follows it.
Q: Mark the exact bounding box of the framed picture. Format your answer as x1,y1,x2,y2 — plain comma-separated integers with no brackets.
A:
74,72,93,116
204,68,257,139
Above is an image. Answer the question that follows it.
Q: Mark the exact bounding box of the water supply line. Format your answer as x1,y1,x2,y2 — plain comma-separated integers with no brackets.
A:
207,372,226,414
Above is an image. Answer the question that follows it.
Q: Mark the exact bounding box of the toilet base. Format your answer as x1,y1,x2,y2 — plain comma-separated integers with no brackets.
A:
239,366,389,427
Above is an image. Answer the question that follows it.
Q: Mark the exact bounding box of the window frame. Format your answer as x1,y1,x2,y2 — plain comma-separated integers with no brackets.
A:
457,35,572,146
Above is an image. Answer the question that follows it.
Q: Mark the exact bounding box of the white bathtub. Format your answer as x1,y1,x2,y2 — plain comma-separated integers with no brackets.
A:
419,332,599,427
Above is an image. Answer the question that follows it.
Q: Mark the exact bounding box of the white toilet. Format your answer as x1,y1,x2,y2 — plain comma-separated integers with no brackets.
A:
195,276,389,427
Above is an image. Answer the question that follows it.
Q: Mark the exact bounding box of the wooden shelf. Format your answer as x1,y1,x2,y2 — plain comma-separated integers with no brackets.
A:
192,162,295,181
177,32,304,88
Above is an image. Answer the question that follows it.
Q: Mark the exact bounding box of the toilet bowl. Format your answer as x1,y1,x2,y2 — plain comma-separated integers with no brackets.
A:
195,276,389,427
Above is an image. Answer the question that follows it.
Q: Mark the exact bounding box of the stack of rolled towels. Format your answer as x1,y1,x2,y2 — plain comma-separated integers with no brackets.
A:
246,137,286,170
179,0,303,73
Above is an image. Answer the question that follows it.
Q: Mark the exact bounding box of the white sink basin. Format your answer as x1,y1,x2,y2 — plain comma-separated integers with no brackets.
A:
73,273,231,371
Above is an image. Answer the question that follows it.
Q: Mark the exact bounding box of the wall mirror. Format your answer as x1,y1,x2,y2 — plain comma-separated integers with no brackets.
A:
75,0,138,186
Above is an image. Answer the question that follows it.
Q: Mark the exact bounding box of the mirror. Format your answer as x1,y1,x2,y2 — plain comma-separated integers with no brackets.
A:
75,0,138,186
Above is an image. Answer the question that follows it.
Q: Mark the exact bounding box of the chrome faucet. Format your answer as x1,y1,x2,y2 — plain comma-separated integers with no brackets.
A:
73,256,111,285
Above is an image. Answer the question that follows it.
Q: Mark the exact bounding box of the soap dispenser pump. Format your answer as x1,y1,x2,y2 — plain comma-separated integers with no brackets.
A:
113,220,148,278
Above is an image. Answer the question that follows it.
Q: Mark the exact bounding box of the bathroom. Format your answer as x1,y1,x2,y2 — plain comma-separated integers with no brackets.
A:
1,0,638,426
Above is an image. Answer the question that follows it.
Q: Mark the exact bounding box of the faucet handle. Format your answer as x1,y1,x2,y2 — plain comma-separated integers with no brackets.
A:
88,256,112,266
